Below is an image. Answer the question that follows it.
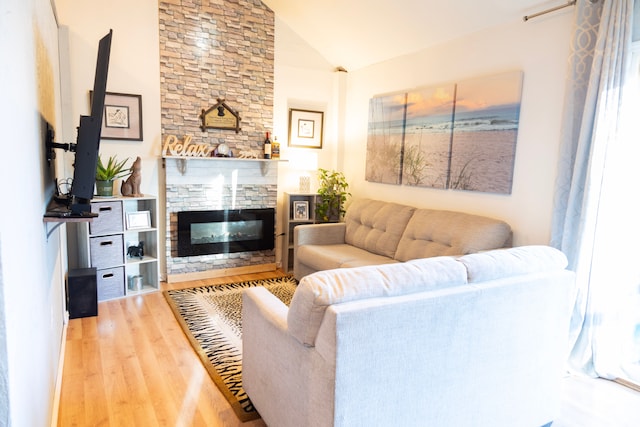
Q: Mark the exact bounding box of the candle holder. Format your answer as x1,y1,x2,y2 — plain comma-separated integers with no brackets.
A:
299,175,311,193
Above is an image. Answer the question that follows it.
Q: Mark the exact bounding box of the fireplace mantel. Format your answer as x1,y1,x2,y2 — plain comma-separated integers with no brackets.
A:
162,155,286,162
162,155,287,176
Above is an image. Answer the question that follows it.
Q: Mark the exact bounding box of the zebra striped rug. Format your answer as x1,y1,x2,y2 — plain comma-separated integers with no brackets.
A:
163,276,298,422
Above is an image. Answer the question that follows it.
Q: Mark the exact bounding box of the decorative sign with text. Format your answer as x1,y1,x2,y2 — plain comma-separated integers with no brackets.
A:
162,135,213,157
200,98,241,133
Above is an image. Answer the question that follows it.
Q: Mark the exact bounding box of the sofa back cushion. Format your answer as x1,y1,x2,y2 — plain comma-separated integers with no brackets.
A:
457,245,569,282
394,209,512,262
344,199,415,259
287,256,467,346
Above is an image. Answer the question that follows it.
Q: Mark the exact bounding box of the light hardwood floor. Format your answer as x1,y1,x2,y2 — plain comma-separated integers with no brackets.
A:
57,270,640,426
57,271,282,427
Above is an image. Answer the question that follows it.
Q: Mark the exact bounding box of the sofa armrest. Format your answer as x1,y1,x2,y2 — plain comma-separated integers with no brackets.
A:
242,287,289,331
242,287,333,427
294,222,346,246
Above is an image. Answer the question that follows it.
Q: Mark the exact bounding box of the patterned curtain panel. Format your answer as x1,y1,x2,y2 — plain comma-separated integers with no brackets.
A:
634,0,640,41
551,0,636,379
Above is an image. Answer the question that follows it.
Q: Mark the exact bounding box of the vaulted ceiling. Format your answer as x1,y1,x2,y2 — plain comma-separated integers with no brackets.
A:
262,0,562,71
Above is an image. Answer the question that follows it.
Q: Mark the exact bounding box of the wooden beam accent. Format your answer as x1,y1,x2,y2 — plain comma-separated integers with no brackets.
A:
166,263,277,283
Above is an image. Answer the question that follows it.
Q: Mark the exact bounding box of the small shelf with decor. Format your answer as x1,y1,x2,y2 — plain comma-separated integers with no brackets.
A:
69,195,159,301
283,192,319,273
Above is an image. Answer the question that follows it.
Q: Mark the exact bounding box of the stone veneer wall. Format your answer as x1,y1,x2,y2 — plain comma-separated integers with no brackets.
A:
158,1,276,276
158,0,274,148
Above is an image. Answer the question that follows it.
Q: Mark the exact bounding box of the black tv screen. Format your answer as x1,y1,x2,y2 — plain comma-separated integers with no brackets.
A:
70,29,112,213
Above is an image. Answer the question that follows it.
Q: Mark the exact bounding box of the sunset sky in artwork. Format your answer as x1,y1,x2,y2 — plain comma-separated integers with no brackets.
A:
402,70,522,118
453,71,523,112
406,85,455,118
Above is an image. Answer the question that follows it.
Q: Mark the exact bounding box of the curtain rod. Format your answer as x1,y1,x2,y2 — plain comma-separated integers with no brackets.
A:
523,0,577,22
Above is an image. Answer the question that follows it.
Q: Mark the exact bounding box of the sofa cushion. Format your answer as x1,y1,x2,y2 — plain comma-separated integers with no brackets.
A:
297,244,398,272
344,199,416,259
457,245,569,283
287,256,468,346
394,209,512,262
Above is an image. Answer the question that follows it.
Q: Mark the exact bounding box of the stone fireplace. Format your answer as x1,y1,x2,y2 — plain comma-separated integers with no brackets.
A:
164,157,278,282
158,0,277,282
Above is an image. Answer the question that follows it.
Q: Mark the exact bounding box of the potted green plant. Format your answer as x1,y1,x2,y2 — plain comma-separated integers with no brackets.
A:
95,154,130,196
315,168,350,222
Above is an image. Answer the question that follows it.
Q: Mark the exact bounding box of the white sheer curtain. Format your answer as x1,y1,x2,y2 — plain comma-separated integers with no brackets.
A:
550,0,638,380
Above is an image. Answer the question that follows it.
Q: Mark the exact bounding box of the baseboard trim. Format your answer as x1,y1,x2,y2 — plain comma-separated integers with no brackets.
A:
50,319,68,427
167,263,277,283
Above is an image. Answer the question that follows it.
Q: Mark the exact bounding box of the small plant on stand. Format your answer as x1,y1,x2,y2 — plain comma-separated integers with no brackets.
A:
95,154,130,197
315,168,350,222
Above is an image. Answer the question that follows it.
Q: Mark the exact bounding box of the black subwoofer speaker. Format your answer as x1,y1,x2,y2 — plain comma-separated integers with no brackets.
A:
67,267,98,319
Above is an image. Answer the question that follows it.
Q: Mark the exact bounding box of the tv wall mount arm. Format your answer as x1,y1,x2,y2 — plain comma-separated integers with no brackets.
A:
45,122,76,165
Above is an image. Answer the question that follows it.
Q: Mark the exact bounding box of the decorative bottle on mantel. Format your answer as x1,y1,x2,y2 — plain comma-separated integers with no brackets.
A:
271,136,280,159
263,132,272,159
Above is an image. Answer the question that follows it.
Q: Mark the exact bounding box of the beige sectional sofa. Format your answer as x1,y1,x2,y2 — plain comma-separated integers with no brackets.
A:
243,245,574,427
293,198,513,280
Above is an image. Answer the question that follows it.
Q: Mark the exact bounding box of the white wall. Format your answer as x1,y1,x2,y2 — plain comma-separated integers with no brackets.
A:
273,17,337,193
55,0,164,275
272,17,337,265
0,0,66,425
342,13,573,246
55,0,162,190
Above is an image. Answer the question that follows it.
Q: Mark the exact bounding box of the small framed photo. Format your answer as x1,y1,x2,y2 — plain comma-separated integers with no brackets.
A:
293,201,309,220
288,108,323,148
126,211,151,229
99,92,143,141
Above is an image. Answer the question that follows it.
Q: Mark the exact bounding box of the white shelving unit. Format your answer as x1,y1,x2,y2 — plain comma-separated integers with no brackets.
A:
283,192,318,273
71,195,160,301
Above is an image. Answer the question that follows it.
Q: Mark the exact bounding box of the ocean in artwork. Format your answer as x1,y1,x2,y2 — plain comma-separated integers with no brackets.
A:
402,103,520,193
366,71,523,194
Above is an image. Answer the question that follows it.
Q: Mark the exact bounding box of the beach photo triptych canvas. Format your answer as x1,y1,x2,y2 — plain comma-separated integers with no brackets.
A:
366,70,523,194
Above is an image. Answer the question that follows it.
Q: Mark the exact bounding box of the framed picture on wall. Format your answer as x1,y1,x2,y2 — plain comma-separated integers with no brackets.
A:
94,92,143,141
288,108,323,148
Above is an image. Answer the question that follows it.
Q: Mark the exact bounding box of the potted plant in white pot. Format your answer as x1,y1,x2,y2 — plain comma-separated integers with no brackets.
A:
315,168,350,222
95,154,130,197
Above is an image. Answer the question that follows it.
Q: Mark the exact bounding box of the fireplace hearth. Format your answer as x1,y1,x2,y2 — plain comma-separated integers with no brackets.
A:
177,208,275,257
